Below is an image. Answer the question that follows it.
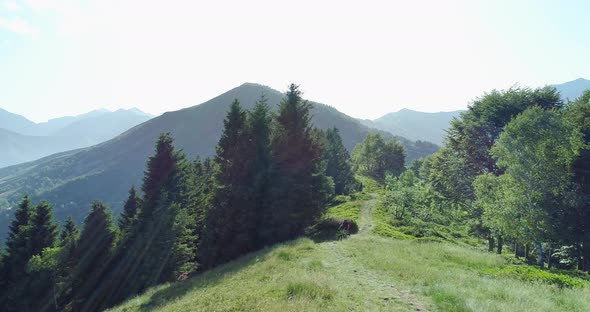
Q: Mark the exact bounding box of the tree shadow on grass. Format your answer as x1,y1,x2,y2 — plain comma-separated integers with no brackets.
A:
134,246,275,312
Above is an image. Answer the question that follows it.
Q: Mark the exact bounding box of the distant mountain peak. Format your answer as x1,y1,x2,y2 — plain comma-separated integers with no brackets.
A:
552,77,590,101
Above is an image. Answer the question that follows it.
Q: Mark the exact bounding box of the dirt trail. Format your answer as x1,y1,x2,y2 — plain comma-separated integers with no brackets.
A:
358,194,377,234
320,193,429,311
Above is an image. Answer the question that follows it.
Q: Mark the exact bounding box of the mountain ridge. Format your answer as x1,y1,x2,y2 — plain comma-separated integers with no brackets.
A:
0,107,153,168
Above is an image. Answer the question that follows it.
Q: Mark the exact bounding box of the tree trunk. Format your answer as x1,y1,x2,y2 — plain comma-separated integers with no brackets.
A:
582,241,590,272
525,244,530,262
488,236,495,253
536,241,544,268
514,242,518,258
496,235,503,254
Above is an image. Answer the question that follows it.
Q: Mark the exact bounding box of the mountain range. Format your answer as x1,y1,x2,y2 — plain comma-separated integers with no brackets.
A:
360,109,463,145
551,78,590,102
0,83,438,240
0,108,153,168
1,78,588,240
362,78,590,145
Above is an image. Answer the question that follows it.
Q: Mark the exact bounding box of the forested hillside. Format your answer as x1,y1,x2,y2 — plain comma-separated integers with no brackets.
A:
0,83,437,241
0,84,366,311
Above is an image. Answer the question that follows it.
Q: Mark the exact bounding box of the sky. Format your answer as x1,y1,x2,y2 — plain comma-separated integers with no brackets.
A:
0,0,589,122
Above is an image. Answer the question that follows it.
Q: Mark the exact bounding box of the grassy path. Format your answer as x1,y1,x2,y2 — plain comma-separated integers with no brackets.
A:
320,193,429,311
358,193,377,234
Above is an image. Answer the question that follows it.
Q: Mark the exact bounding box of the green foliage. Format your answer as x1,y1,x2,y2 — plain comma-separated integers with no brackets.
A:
2,196,34,278
492,107,584,248
28,201,58,259
474,174,529,242
0,199,58,312
324,198,361,222
69,200,116,311
204,99,258,266
59,216,79,245
305,217,359,242
384,171,418,221
118,185,141,235
484,266,587,288
107,133,199,307
352,133,406,180
448,86,562,177
265,84,333,243
324,128,358,195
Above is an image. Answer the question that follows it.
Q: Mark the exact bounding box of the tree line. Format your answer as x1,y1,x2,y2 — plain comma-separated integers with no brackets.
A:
0,84,359,311
379,86,590,271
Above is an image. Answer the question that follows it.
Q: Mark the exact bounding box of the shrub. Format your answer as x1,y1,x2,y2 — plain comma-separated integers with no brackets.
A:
483,265,587,288
305,217,359,242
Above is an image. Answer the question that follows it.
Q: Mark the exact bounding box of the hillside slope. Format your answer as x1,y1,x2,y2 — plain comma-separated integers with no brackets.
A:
0,83,437,240
110,190,590,312
552,78,590,101
0,129,84,168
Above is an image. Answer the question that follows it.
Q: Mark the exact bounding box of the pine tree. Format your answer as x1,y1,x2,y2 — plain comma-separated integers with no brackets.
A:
60,216,79,245
59,216,79,258
118,185,141,234
108,133,196,304
70,200,116,312
5,201,58,312
0,196,35,310
28,201,58,259
266,84,332,243
249,95,273,247
2,196,34,278
325,128,357,194
204,99,256,267
55,216,79,310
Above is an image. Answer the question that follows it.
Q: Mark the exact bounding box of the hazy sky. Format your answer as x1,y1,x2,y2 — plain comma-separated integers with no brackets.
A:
1,0,589,122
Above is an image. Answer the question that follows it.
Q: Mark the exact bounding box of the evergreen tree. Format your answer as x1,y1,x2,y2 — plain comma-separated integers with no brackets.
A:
108,133,196,304
325,128,357,194
5,201,58,312
204,99,256,267
60,216,79,245
55,216,79,310
2,196,34,279
266,84,332,243
249,96,273,247
0,196,35,310
118,185,141,234
70,200,116,311
28,201,58,259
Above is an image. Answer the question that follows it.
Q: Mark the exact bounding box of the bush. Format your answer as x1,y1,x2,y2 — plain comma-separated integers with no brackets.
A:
305,217,358,242
372,223,414,240
330,195,351,205
484,265,587,288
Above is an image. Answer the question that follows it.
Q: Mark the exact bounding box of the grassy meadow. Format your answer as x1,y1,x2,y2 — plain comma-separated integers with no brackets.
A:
110,184,590,312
